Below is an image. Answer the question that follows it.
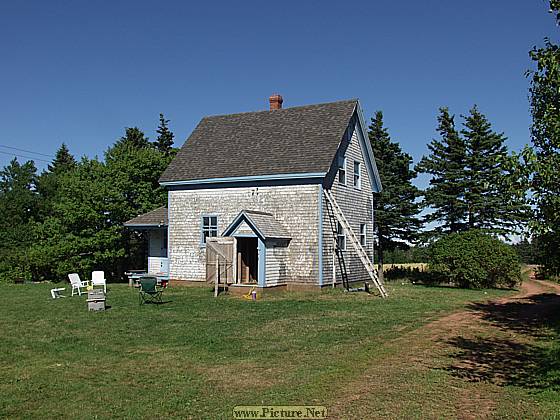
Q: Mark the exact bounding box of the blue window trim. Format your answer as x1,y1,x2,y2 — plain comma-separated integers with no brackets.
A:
200,214,219,247
353,161,362,190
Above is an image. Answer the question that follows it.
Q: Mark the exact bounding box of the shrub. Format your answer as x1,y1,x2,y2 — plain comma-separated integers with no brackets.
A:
384,266,434,284
428,230,521,289
0,250,32,283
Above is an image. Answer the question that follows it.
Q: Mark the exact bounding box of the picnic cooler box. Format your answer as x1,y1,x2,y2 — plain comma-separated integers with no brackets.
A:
87,290,106,311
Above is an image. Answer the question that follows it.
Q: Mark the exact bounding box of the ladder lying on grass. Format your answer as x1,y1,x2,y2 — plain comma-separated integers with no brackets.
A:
324,189,388,298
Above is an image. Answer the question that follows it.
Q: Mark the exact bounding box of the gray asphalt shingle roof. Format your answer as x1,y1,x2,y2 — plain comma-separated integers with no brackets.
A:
159,99,358,183
124,206,168,227
223,210,291,240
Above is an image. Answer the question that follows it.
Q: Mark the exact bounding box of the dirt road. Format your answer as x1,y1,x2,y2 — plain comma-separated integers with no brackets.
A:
330,278,560,419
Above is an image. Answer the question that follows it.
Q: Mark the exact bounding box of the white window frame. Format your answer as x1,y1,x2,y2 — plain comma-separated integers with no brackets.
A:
359,223,366,247
338,155,347,185
201,214,218,246
354,161,361,189
336,222,346,251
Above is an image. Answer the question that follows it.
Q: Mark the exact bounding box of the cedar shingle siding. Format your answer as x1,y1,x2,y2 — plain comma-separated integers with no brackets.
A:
125,98,381,288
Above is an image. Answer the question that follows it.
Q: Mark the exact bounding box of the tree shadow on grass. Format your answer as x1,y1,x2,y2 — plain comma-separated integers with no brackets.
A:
469,293,560,339
441,292,560,390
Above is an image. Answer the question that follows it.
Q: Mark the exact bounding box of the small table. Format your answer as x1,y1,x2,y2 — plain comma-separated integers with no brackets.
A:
126,272,169,288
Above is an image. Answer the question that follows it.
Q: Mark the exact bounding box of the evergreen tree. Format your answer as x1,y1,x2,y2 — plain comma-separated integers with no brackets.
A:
37,143,77,218
416,107,468,235
369,111,422,282
154,113,175,155
418,107,528,237
47,143,76,174
116,127,150,149
461,106,527,233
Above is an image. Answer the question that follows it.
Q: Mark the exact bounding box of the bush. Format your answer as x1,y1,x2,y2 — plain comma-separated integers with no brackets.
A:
384,266,433,284
428,230,521,289
0,249,32,283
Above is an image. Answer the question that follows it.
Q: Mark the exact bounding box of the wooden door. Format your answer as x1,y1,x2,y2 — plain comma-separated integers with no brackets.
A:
206,237,236,285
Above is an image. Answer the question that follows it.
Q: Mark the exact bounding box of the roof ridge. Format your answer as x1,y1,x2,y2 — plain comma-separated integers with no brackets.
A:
201,98,358,120
243,209,273,216
143,205,167,213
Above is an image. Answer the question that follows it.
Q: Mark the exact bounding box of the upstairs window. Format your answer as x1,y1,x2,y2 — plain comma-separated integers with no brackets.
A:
338,155,347,185
354,161,361,189
337,222,346,251
201,215,218,244
359,223,366,246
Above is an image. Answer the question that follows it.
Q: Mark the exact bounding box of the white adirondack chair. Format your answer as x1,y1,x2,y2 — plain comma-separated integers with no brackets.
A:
91,271,107,293
68,273,89,296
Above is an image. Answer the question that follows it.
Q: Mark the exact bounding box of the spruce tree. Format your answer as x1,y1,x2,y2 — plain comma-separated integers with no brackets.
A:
154,113,175,155
416,107,468,235
369,111,422,282
461,106,527,233
48,143,76,174
116,127,150,149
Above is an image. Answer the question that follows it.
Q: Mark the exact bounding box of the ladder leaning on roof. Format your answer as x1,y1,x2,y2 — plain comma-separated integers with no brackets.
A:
323,189,388,298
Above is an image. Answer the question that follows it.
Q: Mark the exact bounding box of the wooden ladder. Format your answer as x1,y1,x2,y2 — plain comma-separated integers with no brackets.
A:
324,189,388,298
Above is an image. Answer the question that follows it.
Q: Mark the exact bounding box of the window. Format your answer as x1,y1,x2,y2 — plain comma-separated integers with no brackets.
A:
337,222,346,251
359,223,366,247
354,161,361,189
201,215,218,244
338,155,347,185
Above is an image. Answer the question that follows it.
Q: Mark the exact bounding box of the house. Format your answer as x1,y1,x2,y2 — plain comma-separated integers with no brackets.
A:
125,95,383,292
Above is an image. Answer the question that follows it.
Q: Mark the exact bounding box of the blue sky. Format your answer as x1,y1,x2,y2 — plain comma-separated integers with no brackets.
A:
0,1,557,187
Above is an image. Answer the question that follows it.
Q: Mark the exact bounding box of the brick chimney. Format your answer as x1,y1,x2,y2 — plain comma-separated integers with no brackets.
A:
269,94,283,110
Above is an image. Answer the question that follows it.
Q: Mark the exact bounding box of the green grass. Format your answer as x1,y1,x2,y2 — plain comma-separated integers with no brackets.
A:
0,281,549,418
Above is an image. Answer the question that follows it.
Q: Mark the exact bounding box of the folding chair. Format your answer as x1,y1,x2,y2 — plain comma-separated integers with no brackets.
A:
139,277,163,305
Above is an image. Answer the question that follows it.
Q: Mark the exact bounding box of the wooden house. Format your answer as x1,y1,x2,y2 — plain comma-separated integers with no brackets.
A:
126,95,384,293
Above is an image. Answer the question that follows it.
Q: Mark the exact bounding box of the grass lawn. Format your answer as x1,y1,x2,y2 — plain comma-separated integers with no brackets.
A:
0,281,555,418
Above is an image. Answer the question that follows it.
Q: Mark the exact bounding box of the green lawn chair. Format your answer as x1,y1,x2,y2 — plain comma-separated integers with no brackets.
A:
139,277,163,305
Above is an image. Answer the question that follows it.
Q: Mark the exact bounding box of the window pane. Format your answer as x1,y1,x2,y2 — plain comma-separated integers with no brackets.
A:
202,216,218,244
360,224,366,246
339,156,346,184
